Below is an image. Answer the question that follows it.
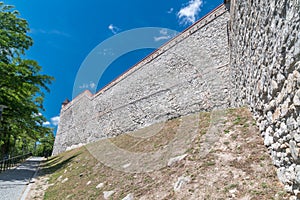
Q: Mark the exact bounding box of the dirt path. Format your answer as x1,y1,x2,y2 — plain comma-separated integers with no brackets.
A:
0,157,43,200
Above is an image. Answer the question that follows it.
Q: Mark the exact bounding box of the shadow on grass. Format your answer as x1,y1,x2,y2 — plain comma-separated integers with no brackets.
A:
42,156,57,163
38,152,81,177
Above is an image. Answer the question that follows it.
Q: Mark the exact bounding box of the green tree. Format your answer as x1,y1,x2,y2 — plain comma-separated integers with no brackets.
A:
35,132,55,157
0,2,54,158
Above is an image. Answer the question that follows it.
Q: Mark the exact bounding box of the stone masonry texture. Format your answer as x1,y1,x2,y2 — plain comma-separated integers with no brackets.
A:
53,0,300,196
53,5,231,155
230,0,300,197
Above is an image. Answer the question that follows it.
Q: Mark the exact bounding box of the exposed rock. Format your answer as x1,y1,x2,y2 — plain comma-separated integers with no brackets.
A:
272,107,281,122
290,195,297,200
122,163,131,169
168,154,188,167
293,90,300,106
278,122,288,136
294,134,300,143
296,166,300,183
173,176,191,192
229,188,237,198
287,117,297,131
271,142,280,151
271,80,278,93
122,193,134,200
264,127,274,146
289,141,299,161
277,73,286,84
57,175,63,182
86,181,91,185
103,190,115,199
277,167,287,184
280,98,290,117
62,178,68,183
96,182,104,189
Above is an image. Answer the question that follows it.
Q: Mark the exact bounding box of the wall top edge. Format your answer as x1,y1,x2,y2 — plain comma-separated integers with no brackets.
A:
61,3,229,111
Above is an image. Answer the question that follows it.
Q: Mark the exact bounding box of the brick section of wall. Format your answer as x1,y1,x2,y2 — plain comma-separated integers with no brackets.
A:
230,0,300,196
52,5,231,155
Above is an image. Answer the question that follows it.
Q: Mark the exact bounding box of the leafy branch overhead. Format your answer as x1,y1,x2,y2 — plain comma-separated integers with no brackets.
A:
0,2,54,157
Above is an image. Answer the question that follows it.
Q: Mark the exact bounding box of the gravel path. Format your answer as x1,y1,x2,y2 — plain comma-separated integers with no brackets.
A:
0,157,43,200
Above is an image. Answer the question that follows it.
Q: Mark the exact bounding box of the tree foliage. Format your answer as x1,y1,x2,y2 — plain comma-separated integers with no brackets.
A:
0,2,54,158
36,132,55,157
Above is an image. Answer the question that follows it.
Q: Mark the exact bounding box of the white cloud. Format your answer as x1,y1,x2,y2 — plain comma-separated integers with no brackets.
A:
90,82,96,89
154,35,171,42
42,121,51,126
30,28,70,37
160,29,168,35
30,28,46,34
154,28,175,42
51,116,60,126
108,24,120,34
79,81,96,89
177,0,203,25
49,30,71,37
167,8,174,14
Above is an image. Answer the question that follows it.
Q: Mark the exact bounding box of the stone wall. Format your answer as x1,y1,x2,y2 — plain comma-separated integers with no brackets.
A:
229,0,300,196
53,0,300,196
53,5,231,155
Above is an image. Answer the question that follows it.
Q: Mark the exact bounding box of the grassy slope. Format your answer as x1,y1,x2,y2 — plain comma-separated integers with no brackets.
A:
32,107,290,200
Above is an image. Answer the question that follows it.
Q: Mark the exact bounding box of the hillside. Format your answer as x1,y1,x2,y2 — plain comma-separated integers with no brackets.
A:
27,107,290,199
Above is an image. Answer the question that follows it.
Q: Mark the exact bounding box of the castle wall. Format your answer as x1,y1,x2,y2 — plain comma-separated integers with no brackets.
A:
230,0,300,194
53,5,231,155
52,0,300,195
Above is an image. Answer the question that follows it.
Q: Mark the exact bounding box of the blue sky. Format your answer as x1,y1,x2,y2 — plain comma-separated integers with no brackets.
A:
3,0,223,132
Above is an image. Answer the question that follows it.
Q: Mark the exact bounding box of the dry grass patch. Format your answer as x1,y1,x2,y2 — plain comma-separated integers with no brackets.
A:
29,107,290,200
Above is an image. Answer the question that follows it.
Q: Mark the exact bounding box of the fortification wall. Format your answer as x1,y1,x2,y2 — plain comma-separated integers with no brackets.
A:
230,0,300,195
52,5,231,155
